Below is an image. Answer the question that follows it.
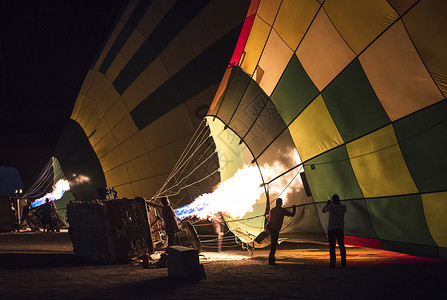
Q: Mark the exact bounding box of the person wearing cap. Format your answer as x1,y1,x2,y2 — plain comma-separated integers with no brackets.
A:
322,194,347,268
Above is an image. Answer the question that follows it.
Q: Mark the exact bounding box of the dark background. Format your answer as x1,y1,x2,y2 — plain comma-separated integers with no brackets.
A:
0,0,127,189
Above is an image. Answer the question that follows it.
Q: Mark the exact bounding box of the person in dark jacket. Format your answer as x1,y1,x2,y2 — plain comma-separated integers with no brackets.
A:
18,200,32,232
255,198,296,265
161,197,179,249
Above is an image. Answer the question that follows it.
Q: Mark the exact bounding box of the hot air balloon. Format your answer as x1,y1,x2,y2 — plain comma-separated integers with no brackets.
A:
53,0,446,259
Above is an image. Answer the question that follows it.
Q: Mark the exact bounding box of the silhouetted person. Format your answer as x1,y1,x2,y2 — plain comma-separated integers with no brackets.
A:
10,202,18,232
212,212,225,253
161,197,179,250
18,200,32,232
322,194,347,268
255,198,296,265
41,198,52,232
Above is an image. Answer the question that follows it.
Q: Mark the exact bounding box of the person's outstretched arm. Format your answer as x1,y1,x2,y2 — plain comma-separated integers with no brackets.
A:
322,200,331,213
290,205,296,217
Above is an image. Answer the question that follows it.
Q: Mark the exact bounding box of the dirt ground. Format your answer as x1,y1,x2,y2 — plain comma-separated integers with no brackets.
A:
1,230,446,299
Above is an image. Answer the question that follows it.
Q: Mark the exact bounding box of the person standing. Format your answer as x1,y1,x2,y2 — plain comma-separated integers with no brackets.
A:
322,194,347,268
255,198,296,265
212,212,225,253
160,197,179,249
18,200,32,232
41,198,52,232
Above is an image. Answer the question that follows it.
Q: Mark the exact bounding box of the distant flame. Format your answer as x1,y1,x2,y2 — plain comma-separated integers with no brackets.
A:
31,179,70,208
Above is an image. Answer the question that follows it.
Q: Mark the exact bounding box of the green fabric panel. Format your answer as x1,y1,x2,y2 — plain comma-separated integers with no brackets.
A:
367,195,437,246
228,80,269,138
271,55,320,125
381,240,439,258
322,59,390,142
244,100,287,158
393,101,447,193
217,67,252,125
316,200,378,239
281,205,325,238
304,145,363,202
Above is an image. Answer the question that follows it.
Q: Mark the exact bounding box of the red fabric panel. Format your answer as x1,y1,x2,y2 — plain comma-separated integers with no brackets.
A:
344,235,382,249
247,0,261,17
228,14,255,68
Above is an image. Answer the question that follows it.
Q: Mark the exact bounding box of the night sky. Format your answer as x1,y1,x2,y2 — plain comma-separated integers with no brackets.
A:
0,0,126,189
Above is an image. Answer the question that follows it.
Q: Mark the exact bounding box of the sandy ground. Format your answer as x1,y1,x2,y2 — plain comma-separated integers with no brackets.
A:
1,230,446,299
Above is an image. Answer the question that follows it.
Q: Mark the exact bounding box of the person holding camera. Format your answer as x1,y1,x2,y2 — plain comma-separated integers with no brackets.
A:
322,194,347,268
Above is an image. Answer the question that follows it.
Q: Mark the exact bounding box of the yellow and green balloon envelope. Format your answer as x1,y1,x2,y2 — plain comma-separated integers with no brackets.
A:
55,0,447,259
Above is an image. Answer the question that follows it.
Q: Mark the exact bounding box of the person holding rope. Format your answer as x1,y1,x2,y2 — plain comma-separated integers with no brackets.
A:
322,194,347,268
255,198,296,265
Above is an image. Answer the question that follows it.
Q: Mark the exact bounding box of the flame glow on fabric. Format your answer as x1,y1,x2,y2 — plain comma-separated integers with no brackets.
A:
31,179,70,208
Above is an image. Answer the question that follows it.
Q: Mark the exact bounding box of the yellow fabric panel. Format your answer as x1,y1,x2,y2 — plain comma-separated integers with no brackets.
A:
240,16,271,76
121,77,150,112
93,131,118,160
120,28,146,61
104,98,128,129
111,114,138,144
71,94,85,121
137,0,176,38
100,146,125,173
89,118,111,149
148,144,177,175
85,72,104,103
387,0,418,15
323,0,399,54
404,0,447,97
92,19,127,70
92,0,138,70
119,133,147,162
78,101,96,130
159,35,194,78
258,30,294,96
170,136,190,159
104,164,131,190
161,104,195,141
288,95,344,162
421,192,447,247
274,0,320,50
92,76,112,105
79,70,95,96
132,177,160,200
346,125,418,197
75,98,92,129
140,57,171,97
139,118,170,152
84,108,102,139
185,83,219,127
359,21,444,121
209,68,231,112
105,52,128,82
97,85,120,116
257,0,281,25
113,183,135,199
296,10,355,91
162,0,248,74
155,173,170,193
126,154,155,182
